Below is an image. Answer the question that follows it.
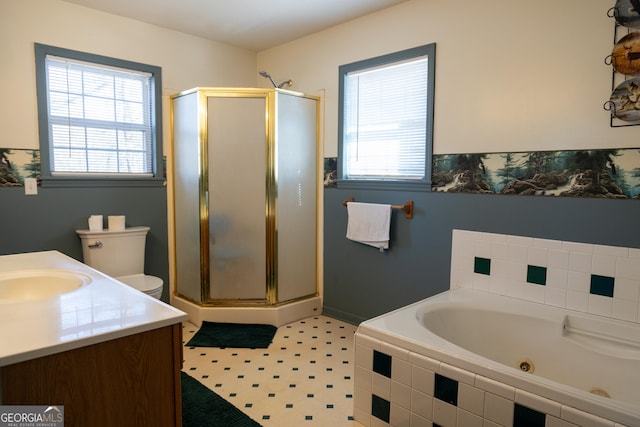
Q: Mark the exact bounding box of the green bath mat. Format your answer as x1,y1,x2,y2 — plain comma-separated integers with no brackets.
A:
186,321,277,348
181,371,262,427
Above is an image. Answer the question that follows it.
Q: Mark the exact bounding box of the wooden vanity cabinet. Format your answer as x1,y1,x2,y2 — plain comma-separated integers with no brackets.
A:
1,323,183,427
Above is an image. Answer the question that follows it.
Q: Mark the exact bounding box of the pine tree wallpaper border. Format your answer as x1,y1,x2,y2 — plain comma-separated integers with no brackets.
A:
0,148,168,187
6,146,639,199
0,149,40,186
433,148,640,199
324,148,640,200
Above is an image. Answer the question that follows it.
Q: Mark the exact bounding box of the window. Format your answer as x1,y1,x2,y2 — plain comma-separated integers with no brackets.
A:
338,43,435,190
34,44,163,186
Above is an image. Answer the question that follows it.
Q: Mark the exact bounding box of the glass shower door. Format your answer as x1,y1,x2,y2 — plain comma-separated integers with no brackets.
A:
275,92,317,302
206,95,267,302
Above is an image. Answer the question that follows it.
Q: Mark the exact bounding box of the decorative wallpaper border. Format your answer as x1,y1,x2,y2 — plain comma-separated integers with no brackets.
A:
0,148,168,186
0,148,40,186
433,148,640,199
324,148,640,200
324,157,338,188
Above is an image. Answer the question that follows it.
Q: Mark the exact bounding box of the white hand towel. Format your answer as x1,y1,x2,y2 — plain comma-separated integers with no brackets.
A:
346,202,392,250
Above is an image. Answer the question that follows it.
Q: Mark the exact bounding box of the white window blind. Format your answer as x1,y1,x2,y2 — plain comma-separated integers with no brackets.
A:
45,55,154,176
344,56,428,180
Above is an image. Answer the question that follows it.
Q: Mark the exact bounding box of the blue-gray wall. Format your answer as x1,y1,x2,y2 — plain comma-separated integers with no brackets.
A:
323,188,640,324
0,186,170,302
5,182,639,317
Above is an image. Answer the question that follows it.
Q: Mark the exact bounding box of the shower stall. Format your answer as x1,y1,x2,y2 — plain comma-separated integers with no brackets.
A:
170,88,321,326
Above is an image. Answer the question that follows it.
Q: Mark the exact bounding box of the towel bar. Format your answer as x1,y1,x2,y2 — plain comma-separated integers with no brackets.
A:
342,197,413,219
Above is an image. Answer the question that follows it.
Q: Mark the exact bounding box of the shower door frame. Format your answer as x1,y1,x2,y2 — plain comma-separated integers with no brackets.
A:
171,87,319,307
171,87,322,308
198,88,276,306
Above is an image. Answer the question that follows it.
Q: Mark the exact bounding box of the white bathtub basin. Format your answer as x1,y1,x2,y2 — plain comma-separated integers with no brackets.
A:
0,269,92,301
357,288,640,426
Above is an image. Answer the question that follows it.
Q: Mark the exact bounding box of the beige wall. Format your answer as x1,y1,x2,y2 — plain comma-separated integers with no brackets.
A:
0,0,257,296
0,0,257,154
257,0,639,157
6,0,633,160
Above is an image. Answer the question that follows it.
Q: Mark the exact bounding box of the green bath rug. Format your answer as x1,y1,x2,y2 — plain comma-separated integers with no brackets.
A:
181,371,262,427
186,321,277,348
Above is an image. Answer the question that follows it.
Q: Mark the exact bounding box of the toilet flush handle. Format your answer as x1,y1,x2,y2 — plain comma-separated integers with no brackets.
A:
88,241,103,249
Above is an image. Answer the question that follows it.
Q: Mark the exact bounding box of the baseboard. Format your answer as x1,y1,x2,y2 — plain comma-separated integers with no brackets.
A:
321,305,365,326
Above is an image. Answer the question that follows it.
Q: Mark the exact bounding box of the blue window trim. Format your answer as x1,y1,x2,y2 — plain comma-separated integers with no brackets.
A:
337,43,435,192
34,43,164,188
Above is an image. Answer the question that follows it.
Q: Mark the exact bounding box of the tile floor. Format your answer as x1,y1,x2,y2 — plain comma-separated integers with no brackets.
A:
182,315,366,427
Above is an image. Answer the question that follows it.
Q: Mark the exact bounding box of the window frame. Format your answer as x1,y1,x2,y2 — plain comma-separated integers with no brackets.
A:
337,43,435,191
34,43,164,187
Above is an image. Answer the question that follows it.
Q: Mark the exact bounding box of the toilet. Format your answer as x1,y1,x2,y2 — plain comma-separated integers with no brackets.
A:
76,226,164,299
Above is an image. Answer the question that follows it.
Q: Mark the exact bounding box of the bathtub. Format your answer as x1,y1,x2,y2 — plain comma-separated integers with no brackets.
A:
354,289,640,427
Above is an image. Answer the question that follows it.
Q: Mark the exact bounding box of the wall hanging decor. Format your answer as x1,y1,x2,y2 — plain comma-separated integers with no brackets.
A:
604,1,640,126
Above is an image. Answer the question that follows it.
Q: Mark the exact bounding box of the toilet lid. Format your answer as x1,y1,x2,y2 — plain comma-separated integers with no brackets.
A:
118,274,163,293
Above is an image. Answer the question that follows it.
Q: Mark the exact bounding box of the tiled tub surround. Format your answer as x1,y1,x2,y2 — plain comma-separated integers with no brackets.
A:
450,230,640,323
354,231,640,427
354,290,640,426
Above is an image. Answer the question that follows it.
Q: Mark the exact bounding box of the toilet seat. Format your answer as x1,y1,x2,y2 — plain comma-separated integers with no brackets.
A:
117,274,163,298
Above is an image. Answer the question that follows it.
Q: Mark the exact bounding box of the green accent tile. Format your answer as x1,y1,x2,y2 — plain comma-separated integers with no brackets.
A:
371,394,390,423
590,275,615,297
434,373,458,406
514,404,546,426
474,257,491,275
527,265,547,285
373,350,392,378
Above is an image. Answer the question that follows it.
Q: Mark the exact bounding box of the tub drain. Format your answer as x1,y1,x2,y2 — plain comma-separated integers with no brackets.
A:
517,358,535,373
589,387,610,398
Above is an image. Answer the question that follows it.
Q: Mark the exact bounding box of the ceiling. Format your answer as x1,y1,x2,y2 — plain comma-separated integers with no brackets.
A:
62,0,409,52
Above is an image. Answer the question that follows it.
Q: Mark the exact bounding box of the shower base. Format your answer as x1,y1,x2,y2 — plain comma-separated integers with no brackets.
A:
171,295,322,327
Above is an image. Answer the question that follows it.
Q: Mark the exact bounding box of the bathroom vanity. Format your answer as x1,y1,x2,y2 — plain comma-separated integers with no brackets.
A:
0,251,188,427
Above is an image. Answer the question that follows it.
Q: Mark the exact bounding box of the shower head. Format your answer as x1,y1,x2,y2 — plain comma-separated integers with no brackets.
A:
259,70,278,88
259,71,293,89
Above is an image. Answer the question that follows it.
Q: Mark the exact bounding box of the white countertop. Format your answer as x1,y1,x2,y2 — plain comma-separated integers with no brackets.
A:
0,250,188,367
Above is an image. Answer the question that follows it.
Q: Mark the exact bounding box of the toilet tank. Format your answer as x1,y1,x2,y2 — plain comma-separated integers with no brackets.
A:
76,226,150,277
